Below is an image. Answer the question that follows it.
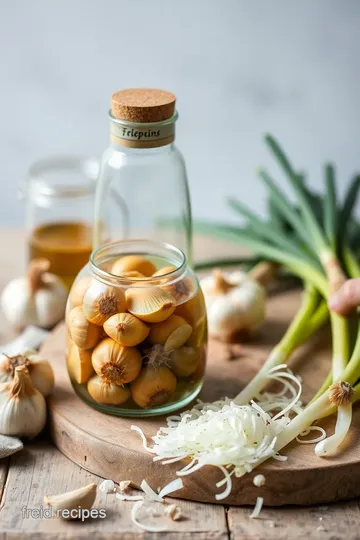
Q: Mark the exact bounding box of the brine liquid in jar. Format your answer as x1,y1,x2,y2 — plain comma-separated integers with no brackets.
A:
22,156,98,289
29,222,92,289
66,240,207,417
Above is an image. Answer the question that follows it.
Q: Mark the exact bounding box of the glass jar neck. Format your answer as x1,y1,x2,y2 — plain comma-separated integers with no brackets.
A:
109,141,175,155
108,111,178,150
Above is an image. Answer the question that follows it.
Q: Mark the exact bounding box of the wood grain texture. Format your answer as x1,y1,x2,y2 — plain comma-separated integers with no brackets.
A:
228,501,360,540
0,459,9,509
1,230,360,537
0,443,228,540
43,289,360,506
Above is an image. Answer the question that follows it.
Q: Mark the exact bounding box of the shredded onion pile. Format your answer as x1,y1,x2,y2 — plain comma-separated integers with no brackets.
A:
148,401,288,500
132,365,306,500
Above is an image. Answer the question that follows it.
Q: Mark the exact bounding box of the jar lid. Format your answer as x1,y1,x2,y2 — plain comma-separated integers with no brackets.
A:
111,88,176,123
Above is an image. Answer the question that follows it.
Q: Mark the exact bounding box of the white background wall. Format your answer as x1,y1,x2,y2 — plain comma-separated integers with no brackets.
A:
0,0,359,226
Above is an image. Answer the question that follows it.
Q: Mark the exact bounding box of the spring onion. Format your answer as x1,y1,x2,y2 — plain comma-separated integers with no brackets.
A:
196,134,360,458
132,135,360,502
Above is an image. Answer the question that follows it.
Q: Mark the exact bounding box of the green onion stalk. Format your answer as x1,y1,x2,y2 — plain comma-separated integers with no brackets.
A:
195,134,360,457
234,284,327,404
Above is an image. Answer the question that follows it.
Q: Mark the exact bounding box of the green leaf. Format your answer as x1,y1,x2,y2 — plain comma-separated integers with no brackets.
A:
194,256,261,272
227,196,319,265
258,169,317,254
323,164,338,249
194,220,328,295
339,175,360,243
265,134,329,253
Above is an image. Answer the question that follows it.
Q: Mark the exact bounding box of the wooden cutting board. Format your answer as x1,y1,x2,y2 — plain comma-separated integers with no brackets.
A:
43,288,360,506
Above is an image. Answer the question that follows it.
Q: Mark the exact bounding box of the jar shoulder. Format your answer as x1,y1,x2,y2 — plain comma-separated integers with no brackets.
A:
101,144,186,170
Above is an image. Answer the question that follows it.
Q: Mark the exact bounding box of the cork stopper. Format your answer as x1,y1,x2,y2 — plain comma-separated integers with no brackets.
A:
111,89,176,123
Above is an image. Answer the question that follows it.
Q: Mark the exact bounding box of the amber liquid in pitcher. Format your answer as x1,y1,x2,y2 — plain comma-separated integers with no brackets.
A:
29,222,92,289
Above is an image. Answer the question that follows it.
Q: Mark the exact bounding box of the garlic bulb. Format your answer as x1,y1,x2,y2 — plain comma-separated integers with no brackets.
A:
0,349,54,396
1,258,68,329
0,365,47,438
200,270,266,342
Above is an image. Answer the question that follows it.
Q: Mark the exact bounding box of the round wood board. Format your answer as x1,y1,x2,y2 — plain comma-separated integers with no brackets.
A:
43,288,360,506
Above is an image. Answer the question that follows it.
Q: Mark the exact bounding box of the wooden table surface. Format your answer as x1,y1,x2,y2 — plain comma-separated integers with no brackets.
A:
0,230,360,540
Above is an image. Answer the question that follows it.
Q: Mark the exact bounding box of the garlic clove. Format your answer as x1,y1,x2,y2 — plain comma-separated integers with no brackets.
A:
0,365,47,438
44,483,97,518
169,346,201,378
68,306,102,350
163,276,196,304
166,503,182,521
28,360,55,397
83,281,126,326
131,365,177,408
67,344,94,384
175,288,206,327
87,375,131,405
149,315,192,352
186,315,207,348
152,265,176,277
99,479,116,493
103,313,149,347
117,270,145,280
69,276,93,307
163,326,192,352
111,255,156,277
190,347,207,382
21,350,55,397
91,338,142,385
126,286,176,323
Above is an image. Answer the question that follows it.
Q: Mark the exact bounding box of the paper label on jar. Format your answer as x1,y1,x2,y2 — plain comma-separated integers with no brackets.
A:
110,121,175,148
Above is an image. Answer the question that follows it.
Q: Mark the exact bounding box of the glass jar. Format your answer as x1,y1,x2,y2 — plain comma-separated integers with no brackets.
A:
66,240,207,417
21,156,99,289
93,88,193,265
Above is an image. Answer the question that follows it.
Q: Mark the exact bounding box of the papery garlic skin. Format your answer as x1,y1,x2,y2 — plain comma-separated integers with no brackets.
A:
0,366,47,438
1,272,67,329
200,271,266,341
21,350,54,397
0,350,54,397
